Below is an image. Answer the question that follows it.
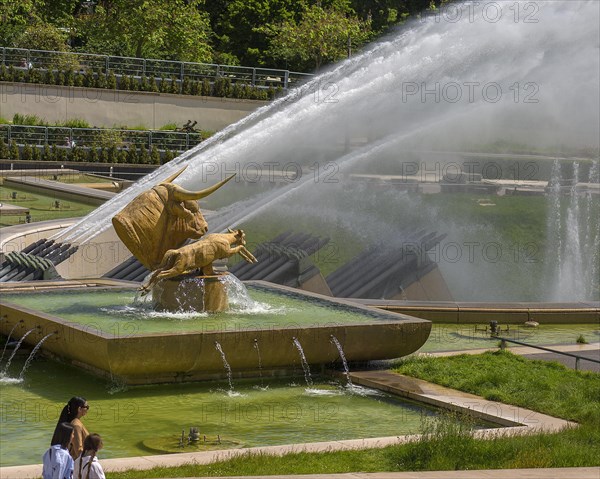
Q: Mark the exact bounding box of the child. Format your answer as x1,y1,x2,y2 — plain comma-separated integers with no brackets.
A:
43,422,74,479
73,433,106,479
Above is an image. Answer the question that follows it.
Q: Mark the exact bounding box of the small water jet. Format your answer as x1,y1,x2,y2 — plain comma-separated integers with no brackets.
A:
214,341,234,393
330,335,352,388
292,337,313,388
253,339,265,388
18,333,54,380
1,328,36,376
0,321,22,366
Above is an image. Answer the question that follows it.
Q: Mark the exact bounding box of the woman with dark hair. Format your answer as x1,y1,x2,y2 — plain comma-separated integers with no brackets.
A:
51,397,90,459
73,434,105,479
42,422,74,479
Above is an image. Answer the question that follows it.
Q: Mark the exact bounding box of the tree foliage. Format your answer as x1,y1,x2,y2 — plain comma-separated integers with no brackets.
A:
74,0,212,62
1,0,446,72
264,1,371,71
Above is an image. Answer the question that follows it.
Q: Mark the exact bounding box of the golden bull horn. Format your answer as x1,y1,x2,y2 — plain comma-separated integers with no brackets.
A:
163,166,188,184
171,174,236,202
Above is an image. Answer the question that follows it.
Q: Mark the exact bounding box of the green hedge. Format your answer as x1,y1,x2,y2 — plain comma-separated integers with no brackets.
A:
0,137,175,165
0,64,283,102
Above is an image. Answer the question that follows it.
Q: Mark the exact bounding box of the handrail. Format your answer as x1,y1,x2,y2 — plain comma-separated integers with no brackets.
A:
0,47,313,90
0,124,200,151
497,336,600,371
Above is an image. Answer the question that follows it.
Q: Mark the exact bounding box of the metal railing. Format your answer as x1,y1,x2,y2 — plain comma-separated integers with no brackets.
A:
498,337,600,371
0,124,201,151
1,47,312,90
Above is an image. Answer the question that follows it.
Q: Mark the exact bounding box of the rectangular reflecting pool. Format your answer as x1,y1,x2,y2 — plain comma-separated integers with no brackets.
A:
0,356,489,467
0,285,400,335
0,282,431,384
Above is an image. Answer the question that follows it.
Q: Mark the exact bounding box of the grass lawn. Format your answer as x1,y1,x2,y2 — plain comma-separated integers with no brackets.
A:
110,351,600,478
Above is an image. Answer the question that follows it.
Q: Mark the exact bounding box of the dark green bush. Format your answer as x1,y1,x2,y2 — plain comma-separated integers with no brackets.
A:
119,74,131,90
0,137,9,159
9,140,20,160
201,78,211,96
107,70,117,89
21,143,33,161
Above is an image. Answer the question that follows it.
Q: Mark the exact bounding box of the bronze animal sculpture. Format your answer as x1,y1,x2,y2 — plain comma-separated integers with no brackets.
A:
112,167,234,270
140,228,258,293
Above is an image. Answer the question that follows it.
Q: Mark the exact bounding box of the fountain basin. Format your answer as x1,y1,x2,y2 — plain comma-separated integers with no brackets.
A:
0,280,431,384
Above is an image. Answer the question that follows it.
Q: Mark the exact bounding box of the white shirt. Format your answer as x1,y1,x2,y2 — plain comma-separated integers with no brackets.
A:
73,455,106,479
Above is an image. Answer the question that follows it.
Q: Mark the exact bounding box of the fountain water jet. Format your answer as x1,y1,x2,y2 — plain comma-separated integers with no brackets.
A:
546,159,600,301
18,333,54,380
215,341,235,393
292,337,313,388
57,0,599,257
1,328,36,377
0,321,22,366
330,335,352,388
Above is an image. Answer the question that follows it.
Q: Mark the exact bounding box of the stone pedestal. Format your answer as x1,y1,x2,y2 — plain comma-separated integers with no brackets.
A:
152,273,229,313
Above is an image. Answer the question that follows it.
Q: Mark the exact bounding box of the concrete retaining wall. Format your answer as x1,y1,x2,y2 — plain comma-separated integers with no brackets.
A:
0,82,266,130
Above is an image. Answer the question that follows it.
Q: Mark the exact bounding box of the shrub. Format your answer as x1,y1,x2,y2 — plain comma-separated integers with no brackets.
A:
83,69,95,88
95,70,107,89
9,140,20,160
170,76,179,94
7,65,16,82
27,67,42,84
0,137,9,159
63,118,91,128
138,144,150,164
92,129,123,149
56,71,65,86
71,146,86,162
182,76,192,95
51,144,59,161
159,76,169,93
159,123,177,131
0,64,7,81
149,76,159,93
190,80,200,96
45,69,55,85
108,145,119,163
32,145,42,161
99,147,109,163
201,78,211,96
55,145,67,161
126,147,137,164
88,147,98,163
74,74,84,87
107,70,117,89
213,77,231,97
150,145,161,165
163,149,175,163
43,143,52,161
119,74,131,91
65,68,75,86
21,143,33,161
231,83,242,99
13,113,45,126
139,75,149,91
